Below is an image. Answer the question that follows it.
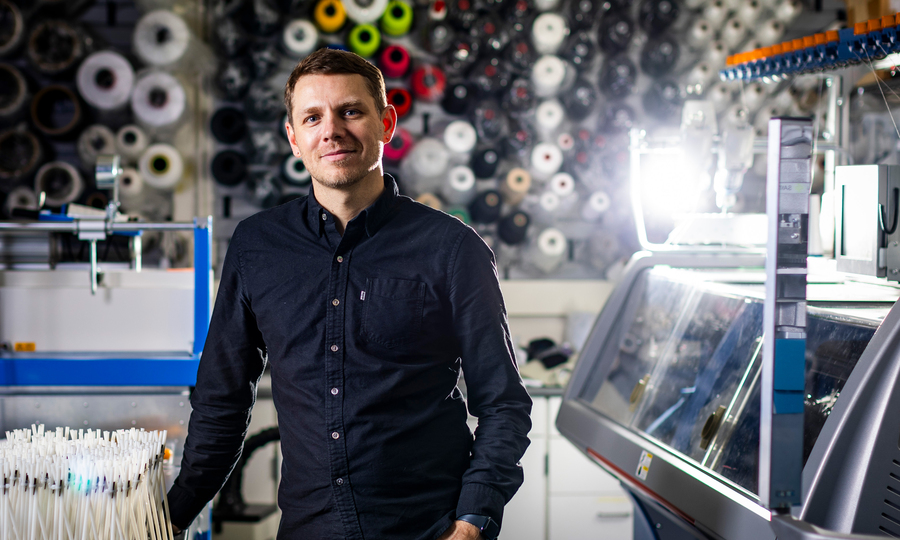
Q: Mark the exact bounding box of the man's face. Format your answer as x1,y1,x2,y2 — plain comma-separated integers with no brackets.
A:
285,73,394,191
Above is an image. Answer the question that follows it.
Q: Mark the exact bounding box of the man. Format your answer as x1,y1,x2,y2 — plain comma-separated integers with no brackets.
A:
167,48,532,540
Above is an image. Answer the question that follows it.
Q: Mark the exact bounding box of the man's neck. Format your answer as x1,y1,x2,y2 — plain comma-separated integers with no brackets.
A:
312,171,385,235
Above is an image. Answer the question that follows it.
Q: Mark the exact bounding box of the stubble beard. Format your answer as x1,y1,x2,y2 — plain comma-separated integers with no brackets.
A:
308,144,384,190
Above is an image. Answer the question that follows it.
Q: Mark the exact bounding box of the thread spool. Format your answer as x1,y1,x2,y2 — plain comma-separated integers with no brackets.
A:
442,165,476,204
582,190,611,221
598,55,637,100
387,87,413,119
498,211,530,245
755,19,784,47
471,148,501,178
443,37,480,75
281,154,311,186
119,167,143,198
531,227,566,273
5,186,38,216
216,58,252,101
550,172,575,198
502,168,532,205
314,0,348,33
406,137,450,180
416,192,443,210
468,190,502,223
76,51,134,113
0,63,27,120
244,82,282,122
505,121,535,158
600,102,636,133
473,57,510,99
707,84,733,113
27,20,83,75
423,21,454,55
737,0,763,25
640,37,680,78
532,13,568,55
443,120,477,154
531,55,567,97
249,169,282,208
503,77,537,113
704,40,727,67
702,0,727,27
743,83,767,113
411,65,446,102
684,62,714,91
384,127,413,162
211,107,248,144
446,207,470,223
0,130,43,183
340,0,388,23
249,40,280,80
567,0,601,30
560,30,595,69
441,81,472,115
139,143,183,190
535,0,560,10
0,0,24,57
131,70,186,131
211,150,247,187
77,125,116,173
213,17,248,58
506,38,537,73
561,77,598,118
380,45,411,78
31,85,82,138
536,99,565,135
247,0,281,36
133,10,192,69
115,125,149,164
35,161,83,206
638,0,680,34
282,19,319,58
381,0,414,35
774,0,801,23
642,79,683,121
721,17,747,51
348,23,381,57
686,19,713,51
536,191,561,219
598,13,633,54
531,143,563,179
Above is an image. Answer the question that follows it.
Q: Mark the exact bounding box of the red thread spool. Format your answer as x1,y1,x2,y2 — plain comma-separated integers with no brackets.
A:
384,127,413,162
380,45,410,78
410,65,446,102
387,87,413,118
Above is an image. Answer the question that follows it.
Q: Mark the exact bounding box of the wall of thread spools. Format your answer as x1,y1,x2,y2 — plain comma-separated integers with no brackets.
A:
206,0,818,278
0,0,206,267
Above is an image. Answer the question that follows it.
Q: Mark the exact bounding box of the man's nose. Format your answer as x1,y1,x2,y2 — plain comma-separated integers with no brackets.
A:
321,112,346,140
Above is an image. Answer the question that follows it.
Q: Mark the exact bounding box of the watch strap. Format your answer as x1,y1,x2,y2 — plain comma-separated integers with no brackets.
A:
457,513,500,540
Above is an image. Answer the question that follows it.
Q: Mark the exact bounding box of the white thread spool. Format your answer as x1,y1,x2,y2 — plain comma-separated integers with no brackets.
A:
531,55,567,98
76,50,134,112
404,137,450,190
534,0,560,10
282,155,311,186
536,191,561,220
742,82,767,113
116,124,149,164
774,0,801,23
442,165,476,205
530,143,563,180
139,143,184,190
755,19,785,47
737,0,763,26
35,161,84,206
536,99,565,135
5,186,38,215
77,124,116,172
721,17,747,51
532,13,569,55
703,0,728,27
707,83,733,113
582,191,611,221
343,0,389,23
531,227,567,273
502,168,532,205
704,40,728,67
131,70,187,131
119,166,144,198
684,62,714,90
443,120,477,154
282,19,319,57
686,19,713,51
133,10,192,68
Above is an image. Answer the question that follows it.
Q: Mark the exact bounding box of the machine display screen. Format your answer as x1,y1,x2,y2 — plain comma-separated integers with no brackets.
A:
578,268,878,497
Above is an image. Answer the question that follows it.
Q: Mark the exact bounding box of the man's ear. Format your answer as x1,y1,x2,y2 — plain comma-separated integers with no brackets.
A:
382,104,398,143
285,119,300,156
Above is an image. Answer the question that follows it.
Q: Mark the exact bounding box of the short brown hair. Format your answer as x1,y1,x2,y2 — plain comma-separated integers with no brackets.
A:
283,48,387,127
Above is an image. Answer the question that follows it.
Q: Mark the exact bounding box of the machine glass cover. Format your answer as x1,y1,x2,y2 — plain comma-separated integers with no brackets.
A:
579,267,876,496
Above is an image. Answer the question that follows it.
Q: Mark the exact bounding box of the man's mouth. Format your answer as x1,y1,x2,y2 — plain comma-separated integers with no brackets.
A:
322,149,354,160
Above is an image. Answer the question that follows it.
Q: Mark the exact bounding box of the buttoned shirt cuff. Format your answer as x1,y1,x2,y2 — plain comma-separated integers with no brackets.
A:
455,483,506,527
167,484,204,531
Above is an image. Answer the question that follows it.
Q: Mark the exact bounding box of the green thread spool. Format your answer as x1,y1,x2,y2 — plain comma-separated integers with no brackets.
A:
380,0,413,36
348,23,381,57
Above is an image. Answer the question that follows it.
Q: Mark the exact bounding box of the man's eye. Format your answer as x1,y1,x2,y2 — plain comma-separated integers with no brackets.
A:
345,109,359,117
305,115,319,123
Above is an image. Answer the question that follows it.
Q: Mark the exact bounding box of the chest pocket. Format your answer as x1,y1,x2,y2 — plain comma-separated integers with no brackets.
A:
362,277,426,348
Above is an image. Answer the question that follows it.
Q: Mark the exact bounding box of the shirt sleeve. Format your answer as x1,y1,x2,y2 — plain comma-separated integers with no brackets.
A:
448,227,533,528
167,227,268,529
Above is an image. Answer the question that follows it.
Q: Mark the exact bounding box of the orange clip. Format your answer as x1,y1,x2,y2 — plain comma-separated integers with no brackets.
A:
825,30,839,42
868,17,882,32
854,21,867,35
814,33,827,46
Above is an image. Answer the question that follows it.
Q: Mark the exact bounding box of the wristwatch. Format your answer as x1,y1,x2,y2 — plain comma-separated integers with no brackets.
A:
457,514,500,540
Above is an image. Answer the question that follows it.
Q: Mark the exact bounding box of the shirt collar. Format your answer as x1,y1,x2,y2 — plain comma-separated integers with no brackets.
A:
306,174,399,237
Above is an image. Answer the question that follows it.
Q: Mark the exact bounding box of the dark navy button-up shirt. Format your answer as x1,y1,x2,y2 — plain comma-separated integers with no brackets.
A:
168,175,532,540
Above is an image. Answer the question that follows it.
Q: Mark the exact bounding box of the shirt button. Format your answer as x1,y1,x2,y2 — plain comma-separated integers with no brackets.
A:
336,256,343,263
330,344,339,352
331,388,339,396
332,431,340,440
322,213,327,221
335,478,344,486
332,298,340,306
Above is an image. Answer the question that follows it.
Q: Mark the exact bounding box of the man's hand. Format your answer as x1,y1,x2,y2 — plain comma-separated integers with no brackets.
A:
437,520,482,540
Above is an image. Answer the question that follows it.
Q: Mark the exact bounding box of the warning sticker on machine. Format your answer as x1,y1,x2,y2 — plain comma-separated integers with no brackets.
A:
636,450,653,481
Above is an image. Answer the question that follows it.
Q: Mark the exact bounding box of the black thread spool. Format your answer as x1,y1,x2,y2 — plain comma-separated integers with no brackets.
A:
560,30,597,71
471,15,509,52
598,54,637,100
471,148,502,179
597,12,633,54
638,0,680,34
471,100,508,144
0,0,25,58
503,0,534,33
561,77,598,119
470,55,511,97
422,21,455,55
498,211,530,245
0,63,28,122
211,150,247,187
211,107,248,144
30,85,82,139
504,119,536,158
599,102,635,133
640,35,680,78
502,77,536,114
213,17,249,58
248,169,283,208
244,82,283,122
27,20,83,76
0,129,43,188
447,0,477,30
249,41,280,80
468,190,503,223
565,0,601,30
244,0,282,36
505,37,537,74
250,129,281,165
215,58,253,101
442,36,480,76
642,79,684,122
441,80,472,116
